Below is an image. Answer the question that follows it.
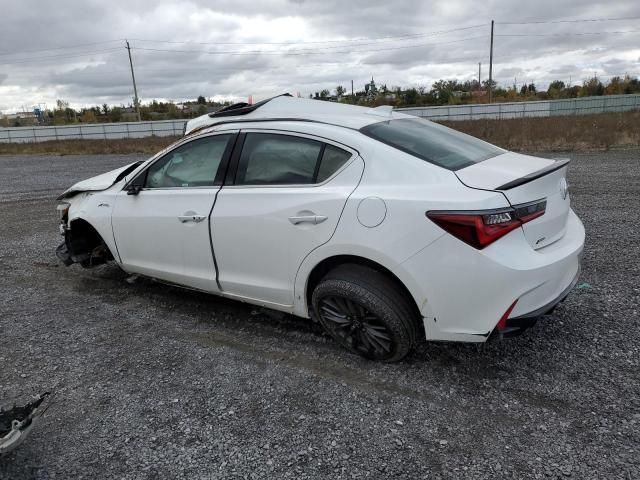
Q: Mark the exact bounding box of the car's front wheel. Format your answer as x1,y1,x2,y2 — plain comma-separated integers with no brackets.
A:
311,264,420,362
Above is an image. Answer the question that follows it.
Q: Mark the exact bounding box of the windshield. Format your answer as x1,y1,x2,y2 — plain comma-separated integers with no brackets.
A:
360,117,504,171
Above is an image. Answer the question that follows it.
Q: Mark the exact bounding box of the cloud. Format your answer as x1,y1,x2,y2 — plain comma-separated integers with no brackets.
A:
0,0,639,111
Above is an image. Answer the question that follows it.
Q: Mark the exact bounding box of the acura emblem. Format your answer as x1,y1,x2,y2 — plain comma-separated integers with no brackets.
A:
559,177,569,200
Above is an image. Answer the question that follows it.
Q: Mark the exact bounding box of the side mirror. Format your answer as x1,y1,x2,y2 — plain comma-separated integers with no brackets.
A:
126,183,143,195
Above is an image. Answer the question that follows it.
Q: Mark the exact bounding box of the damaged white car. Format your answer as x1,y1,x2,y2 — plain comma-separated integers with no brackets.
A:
56,95,584,362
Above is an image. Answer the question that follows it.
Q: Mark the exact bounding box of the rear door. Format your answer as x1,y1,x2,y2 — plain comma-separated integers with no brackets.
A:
112,133,235,291
212,131,364,306
456,152,571,249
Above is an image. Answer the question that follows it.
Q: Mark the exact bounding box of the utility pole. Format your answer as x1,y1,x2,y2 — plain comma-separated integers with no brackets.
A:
478,62,481,90
488,20,494,103
351,79,354,97
125,40,141,122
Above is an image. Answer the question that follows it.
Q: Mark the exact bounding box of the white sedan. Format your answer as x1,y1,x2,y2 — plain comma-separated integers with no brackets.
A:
56,95,584,362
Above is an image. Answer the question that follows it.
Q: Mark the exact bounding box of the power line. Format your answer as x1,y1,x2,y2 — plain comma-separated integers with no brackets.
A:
0,40,124,57
131,35,487,57
496,29,640,37
127,24,488,47
129,34,465,54
0,24,487,58
0,47,122,66
497,15,640,25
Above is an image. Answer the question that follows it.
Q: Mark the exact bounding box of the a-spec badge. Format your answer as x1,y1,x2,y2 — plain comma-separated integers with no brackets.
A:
559,177,569,200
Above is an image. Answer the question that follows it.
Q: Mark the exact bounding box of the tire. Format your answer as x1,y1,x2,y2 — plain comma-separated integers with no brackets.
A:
311,264,420,362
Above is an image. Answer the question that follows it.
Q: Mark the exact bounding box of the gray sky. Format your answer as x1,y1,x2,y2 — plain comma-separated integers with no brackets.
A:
1,0,639,112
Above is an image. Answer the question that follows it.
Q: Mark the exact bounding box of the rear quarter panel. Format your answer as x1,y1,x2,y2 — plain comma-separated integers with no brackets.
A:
293,139,510,318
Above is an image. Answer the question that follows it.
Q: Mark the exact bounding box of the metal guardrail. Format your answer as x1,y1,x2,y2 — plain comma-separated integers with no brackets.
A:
0,119,186,144
397,94,640,121
1,94,639,143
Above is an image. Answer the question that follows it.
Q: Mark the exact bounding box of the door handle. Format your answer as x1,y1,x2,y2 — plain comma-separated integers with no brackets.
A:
288,215,328,225
178,214,207,223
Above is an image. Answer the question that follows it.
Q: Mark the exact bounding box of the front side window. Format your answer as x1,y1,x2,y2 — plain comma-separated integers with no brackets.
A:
360,118,504,171
235,133,352,185
144,134,231,188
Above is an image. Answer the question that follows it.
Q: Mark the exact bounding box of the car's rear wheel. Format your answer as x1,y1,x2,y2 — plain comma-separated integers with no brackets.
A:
311,264,420,362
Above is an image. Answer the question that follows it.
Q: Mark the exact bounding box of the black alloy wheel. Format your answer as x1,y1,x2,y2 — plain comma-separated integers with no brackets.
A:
312,264,420,362
318,295,393,359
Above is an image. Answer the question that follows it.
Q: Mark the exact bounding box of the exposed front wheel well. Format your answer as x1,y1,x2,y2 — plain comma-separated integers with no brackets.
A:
62,218,114,267
305,255,421,322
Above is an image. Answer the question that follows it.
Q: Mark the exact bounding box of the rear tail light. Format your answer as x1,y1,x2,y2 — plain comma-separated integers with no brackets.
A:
426,199,546,249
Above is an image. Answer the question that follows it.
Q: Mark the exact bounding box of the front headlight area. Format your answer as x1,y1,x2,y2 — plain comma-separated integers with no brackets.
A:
56,202,71,234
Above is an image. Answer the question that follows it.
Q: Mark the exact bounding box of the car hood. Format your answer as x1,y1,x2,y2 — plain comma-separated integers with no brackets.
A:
57,161,143,200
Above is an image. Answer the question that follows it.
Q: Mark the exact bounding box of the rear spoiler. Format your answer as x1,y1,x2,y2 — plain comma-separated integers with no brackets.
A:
496,158,571,190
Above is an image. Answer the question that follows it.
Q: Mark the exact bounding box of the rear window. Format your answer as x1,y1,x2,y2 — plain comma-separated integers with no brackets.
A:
360,117,503,171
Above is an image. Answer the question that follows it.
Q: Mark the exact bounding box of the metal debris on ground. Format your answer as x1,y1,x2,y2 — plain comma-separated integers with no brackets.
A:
0,392,51,456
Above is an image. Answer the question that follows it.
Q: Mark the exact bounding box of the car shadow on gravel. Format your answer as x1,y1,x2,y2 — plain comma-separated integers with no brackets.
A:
58,261,587,386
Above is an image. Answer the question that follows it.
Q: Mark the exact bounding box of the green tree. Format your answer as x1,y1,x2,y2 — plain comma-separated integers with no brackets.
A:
548,80,565,91
167,103,180,119
109,107,122,122
605,76,626,95
579,77,605,97
403,88,418,105
80,110,97,123
547,80,566,99
335,85,346,97
53,99,73,124
197,95,206,104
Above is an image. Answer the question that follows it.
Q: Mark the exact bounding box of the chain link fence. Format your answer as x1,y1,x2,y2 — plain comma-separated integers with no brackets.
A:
396,94,640,121
0,119,186,143
1,94,639,144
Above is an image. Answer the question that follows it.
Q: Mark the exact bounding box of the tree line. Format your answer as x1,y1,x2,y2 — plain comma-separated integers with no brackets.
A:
3,75,639,127
0,96,231,127
317,75,640,108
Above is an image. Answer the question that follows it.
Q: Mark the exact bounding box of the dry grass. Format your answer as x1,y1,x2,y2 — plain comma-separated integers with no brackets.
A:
0,136,180,155
440,110,640,152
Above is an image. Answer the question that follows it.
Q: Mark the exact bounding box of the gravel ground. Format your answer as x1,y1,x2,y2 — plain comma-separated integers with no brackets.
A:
0,151,638,479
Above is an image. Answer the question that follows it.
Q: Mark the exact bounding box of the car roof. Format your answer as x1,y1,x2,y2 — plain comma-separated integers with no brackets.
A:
184,94,414,136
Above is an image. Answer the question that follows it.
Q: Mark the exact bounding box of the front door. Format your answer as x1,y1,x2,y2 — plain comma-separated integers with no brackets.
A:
112,133,234,291
212,131,364,306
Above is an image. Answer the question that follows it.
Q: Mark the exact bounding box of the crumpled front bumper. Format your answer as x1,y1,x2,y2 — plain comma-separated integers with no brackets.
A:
55,241,74,266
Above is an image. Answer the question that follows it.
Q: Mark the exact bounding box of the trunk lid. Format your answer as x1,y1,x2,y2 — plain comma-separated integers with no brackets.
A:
456,152,570,249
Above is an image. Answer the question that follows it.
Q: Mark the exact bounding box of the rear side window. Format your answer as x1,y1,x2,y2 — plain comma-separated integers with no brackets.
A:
235,133,352,185
360,118,503,171
317,145,351,183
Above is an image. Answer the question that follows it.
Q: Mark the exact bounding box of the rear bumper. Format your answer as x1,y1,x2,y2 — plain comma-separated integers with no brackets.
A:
401,208,585,342
497,263,581,337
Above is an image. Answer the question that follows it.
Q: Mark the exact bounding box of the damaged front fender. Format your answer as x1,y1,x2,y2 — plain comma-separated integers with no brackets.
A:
56,219,114,268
